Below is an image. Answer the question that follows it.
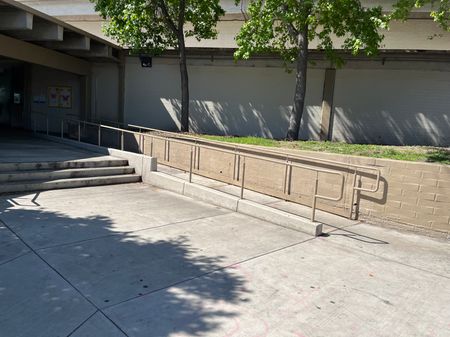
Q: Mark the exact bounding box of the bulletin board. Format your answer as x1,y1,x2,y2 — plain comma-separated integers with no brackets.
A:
48,86,72,109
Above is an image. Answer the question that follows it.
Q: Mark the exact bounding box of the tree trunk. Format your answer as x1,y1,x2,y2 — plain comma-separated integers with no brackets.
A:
286,29,309,141
178,34,189,132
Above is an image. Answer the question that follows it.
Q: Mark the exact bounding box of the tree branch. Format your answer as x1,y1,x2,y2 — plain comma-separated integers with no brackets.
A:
158,0,178,35
280,4,299,38
178,0,186,32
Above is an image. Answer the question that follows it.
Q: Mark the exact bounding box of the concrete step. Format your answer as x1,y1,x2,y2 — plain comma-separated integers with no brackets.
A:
0,174,142,194
0,158,129,172
0,166,135,183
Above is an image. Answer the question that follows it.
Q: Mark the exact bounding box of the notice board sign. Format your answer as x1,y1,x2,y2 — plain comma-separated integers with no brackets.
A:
48,86,72,109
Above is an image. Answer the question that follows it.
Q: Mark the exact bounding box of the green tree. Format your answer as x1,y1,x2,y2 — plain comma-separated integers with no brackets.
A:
234,0,450,140
92,0,225,132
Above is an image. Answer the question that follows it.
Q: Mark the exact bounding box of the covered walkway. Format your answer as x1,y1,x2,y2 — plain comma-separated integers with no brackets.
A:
0,127,107,163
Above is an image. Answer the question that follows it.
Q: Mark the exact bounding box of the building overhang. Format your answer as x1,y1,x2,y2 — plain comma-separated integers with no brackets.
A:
0,0,121,72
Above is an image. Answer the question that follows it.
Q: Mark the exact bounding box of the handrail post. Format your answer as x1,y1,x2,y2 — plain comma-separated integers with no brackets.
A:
233,148,237,180
349,170,358,219
138,134,142,153
164,139,167,161
167,139,170,162
150,136,154,156
283,157,288,194
60,120,64,138
78,121,81,142
240,158,246,199
236,154,241,181
311,172,319,222
98,125,101,146
120,131,124,151
189,146,194,183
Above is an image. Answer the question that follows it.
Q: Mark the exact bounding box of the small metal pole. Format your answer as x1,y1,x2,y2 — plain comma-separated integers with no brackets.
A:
189,146,194,183
98,125,101,146
233,150,237,180
283,158,289,194
240,158,246,199
287,163,292,196
236,154,241,181
311,172,319,222
349,170,358,219
196,145,200,169
78,121,81,142
164,139,167,161
60,120,64,138
167,140,170,162
138,134,142,153
150,137,154,156
120,131,124,151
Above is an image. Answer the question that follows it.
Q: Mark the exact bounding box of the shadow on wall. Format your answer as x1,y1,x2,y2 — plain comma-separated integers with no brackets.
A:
0,196,247,336
333,107,450,146
331,69,450,147
160,98,321,140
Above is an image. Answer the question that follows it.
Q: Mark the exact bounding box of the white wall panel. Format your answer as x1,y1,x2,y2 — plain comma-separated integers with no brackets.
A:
124,57,324,139
332,68,450,146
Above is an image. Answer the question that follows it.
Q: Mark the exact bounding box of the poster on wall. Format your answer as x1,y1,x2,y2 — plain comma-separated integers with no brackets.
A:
48,86,72,109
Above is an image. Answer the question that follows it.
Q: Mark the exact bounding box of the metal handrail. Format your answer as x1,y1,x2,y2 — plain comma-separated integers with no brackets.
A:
92,119,380,187
64,115,380,194
103,119,381,220
105,120,381,220
31,112,349,223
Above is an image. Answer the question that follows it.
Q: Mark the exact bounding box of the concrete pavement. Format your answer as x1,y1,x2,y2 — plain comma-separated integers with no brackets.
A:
0,183,449,337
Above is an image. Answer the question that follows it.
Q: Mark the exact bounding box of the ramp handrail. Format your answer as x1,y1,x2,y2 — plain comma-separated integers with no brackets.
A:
30,112,351,223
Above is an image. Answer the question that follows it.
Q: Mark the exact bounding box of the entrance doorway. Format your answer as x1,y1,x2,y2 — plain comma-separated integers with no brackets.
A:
0,61,25,128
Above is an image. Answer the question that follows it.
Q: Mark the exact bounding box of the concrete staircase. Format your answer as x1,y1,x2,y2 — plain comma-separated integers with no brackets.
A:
0,158,141,194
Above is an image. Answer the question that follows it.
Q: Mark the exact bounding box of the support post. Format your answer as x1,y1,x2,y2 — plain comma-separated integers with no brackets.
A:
240,158,246,199
311,172,319,222
189,146,194,183
319,68,336,141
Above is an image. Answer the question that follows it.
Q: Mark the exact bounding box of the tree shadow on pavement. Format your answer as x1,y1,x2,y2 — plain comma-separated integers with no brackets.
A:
0,195,249,337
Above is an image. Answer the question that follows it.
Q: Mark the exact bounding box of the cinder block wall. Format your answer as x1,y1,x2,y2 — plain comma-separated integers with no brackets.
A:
358,158,450,234
274,151,450,235
143,137,450,235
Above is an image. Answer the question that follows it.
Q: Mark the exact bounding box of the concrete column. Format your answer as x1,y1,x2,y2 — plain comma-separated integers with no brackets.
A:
319,68,336,141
